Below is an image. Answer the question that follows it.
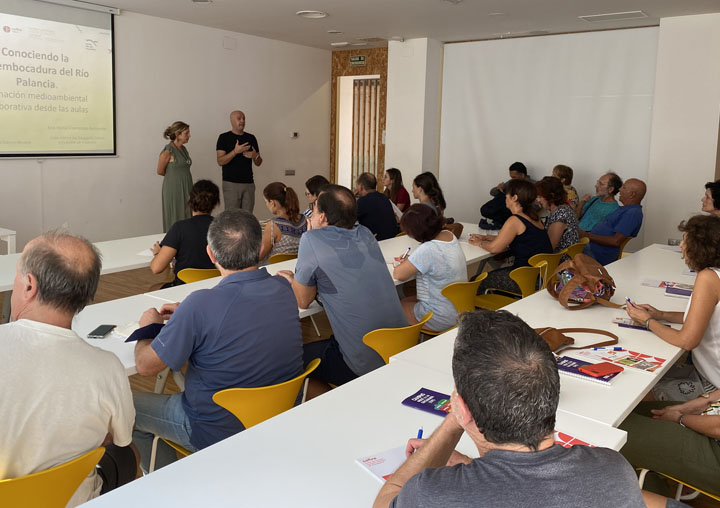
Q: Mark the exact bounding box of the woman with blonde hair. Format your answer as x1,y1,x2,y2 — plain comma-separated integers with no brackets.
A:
158,121,193,232
260,182,308,262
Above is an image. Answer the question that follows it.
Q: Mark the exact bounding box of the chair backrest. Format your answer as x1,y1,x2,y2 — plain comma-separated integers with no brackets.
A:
212,358,321,429
268,253,298,264
509,264,545,298
441,277,485,313
528,253,563,289
362,312,433,364
0,447,105,508
177,268,221,284
617,236,633,259
563,237,589,259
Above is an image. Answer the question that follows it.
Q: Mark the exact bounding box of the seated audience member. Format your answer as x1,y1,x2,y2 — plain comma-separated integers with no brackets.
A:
132,209,303,471
303,175,329,220
469,179,552,295
412,172,446,216
356,172,400,240
626,215,720,400
393,204,467,332
259,182,307,261
383,167,411,213
374,309,659,508
277,185,407,396
552,164,579,209
702,179,720,217
0,232,136,506
536,176,579,254
150,179,220,287
619,387,720,499
480,161,532,229
577,172,622,231
580,178,646,265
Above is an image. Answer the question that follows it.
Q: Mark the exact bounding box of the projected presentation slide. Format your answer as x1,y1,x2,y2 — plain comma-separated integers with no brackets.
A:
0,12,114,155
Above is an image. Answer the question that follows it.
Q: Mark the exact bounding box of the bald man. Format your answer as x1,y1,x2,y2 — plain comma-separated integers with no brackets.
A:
216,110,263,213
580,178,646,265
0,232,136,505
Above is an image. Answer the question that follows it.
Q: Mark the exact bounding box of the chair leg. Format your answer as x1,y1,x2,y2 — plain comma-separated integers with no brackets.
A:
309,315,321,337
301,378,309,404
172,370,185,391
637,468,649,488
149,435,160,473
154,367,170,394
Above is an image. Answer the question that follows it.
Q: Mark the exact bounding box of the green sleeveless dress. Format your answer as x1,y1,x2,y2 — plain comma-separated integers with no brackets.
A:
161,143,193,232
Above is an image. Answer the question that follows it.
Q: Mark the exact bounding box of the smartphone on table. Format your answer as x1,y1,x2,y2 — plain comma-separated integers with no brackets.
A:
87,324,116,339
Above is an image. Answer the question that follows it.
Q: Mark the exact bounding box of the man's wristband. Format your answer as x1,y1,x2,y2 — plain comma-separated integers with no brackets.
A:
678,414,687,428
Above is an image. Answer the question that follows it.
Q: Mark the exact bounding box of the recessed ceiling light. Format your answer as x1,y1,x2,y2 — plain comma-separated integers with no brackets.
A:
296,10,328,19
192,0,212,3
330,42,348,47
579,11,648,22
327,29,343,34
390,36,405,42
488,12,505,16
442,0,463,4
351,42,367,46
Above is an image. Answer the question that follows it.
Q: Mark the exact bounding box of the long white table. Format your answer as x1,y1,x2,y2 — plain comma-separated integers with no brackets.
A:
82,360,626,508
391,244,692,426
0,233,163,292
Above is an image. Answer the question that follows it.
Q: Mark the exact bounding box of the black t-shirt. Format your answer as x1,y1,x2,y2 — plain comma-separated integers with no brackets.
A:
357,191,399,241
215,131,259,183
162,214,215,283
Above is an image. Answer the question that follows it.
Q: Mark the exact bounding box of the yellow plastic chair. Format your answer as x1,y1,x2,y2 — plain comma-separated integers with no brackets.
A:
474,264,544,310
395,231,407,237
563,237,589,259
638,468,720,502
177,268,221,283
363,312,433,363
268,253,297,264
149,437,192,473
529,252,564,289
618,236,633,259
212,358,321,430
0,447,105,508
422,277,486,337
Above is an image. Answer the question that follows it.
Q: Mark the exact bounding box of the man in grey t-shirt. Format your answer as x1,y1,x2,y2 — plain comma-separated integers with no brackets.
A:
374,310,680,508
278,184,407,398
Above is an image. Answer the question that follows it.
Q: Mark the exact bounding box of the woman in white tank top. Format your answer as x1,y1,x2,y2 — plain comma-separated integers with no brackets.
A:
627,214,720,398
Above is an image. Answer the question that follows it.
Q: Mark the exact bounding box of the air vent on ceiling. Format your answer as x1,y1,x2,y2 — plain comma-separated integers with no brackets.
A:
579,11,648,22
355,37,386,43
192,0,212,3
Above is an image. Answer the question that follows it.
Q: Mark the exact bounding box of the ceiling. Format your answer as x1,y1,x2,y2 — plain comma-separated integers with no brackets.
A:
105,0,720,50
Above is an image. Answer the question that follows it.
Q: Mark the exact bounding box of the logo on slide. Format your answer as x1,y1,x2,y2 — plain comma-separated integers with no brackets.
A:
2,26,10,33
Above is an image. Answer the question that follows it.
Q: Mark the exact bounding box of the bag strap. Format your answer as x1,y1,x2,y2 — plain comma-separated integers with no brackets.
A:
553,327,619,354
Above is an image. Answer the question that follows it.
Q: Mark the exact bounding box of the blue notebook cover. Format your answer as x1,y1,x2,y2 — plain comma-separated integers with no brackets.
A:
402,388,452,417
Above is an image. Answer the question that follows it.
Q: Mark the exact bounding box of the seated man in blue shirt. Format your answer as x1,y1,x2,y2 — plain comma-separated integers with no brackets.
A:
356,172,399,240
580,178,646,265
132,209,303,472
278,184,407,398
374,309,680,508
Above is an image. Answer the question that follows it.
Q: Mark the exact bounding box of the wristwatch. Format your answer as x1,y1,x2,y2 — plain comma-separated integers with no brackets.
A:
678,414,687,428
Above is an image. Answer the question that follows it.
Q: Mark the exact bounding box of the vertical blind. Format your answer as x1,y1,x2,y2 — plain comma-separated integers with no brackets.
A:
352,78,381,183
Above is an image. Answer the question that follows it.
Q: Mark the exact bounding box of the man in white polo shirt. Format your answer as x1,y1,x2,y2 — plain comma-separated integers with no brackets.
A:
0,232,136,507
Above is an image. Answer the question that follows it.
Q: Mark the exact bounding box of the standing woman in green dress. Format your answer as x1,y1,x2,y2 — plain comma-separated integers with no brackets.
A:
158,121,193,232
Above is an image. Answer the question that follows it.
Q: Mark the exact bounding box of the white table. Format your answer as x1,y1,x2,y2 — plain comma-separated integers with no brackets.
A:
82,360,626,508
0,227,16,254
391,244,692,426
0,234,163,292
72,294,169,376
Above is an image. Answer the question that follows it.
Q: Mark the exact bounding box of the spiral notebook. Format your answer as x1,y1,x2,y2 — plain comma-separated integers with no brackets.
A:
556,356,622,386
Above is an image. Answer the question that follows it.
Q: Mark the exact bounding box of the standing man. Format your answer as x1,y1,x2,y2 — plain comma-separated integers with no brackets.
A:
216,110,263,213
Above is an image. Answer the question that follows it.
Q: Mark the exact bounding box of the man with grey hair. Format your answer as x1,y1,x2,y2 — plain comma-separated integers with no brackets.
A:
132,209,303,471
0,232,136,506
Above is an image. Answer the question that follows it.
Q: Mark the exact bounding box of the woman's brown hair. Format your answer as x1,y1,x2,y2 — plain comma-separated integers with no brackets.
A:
679,214,720,271
263,182,301,222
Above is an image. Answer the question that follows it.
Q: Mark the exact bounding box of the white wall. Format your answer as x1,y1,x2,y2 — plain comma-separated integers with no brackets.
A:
0,11,330,249
385,38,444,179
437,28,658,238
644,13,720,245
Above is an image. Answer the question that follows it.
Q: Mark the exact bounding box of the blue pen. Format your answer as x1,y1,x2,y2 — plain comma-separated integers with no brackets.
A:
416,427,423,439
593,346,623,351
625,296,634,306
